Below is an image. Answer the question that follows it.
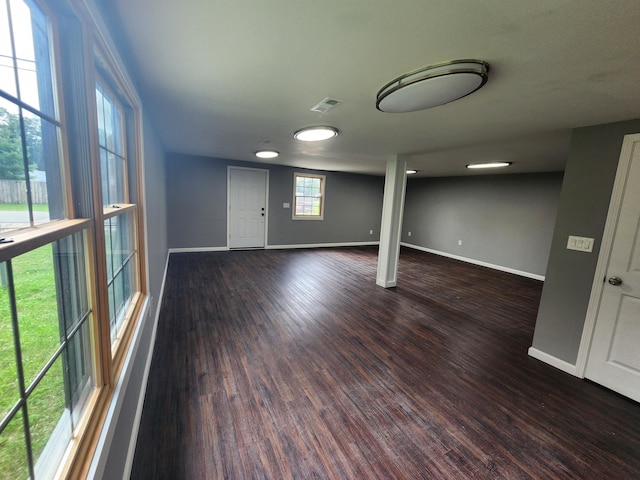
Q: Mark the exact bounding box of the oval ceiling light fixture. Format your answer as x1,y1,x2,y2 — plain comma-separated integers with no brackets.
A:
255,150,279,159
294,126,339,142
376,59,490,113
406,169,417,175
466,162,512,169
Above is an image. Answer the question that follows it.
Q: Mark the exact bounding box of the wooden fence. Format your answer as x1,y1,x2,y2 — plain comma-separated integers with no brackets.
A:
0,180,48,204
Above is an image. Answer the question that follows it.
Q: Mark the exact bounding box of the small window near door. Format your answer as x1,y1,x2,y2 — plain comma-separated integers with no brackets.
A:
293,173,325,220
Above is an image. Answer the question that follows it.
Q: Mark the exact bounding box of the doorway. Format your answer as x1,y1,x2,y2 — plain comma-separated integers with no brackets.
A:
228,167,268,249
580,133,640,402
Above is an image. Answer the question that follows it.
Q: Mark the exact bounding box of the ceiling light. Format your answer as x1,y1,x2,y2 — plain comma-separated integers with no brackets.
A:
376,59,490,113
466,162,512,169
294,126,339,142
255,150,279,159
406,170,417,175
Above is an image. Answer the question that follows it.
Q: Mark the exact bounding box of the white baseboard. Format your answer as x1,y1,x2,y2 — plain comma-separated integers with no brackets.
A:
266,241,379,250
169,246,229,253
122,252,169,478
528,347,578,376
401,243,545,281
169,242,380,253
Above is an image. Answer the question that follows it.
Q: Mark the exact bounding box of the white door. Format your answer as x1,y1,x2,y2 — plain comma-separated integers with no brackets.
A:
228,167,267,249
584,135,640,402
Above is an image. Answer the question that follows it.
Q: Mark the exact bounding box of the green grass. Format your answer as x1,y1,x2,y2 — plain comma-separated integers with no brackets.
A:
0,203,49,213
0,245,64,479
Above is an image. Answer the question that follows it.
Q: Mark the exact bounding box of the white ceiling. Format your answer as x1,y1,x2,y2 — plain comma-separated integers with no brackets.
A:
104,0,640,177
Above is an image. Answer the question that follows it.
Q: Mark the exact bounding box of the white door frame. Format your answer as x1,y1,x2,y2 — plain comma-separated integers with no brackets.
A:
227,166,269,249
575,133,640,377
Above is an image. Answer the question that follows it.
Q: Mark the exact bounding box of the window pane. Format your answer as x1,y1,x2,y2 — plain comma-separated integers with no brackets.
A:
96,82,126,206
0,409,29,479
96,86,105,146
0,1,63,234
10,0,56,118
13,243,58,388
66,321,94,427
105,212,137,346
113,108,123,156
0,263,20,422
107,280,115,345
24,110,64,223
51,231,94,423
55,233,90,333
30,355,70,479
0,1,16,97
0,231,93,476
107,152,124,205
0,98,30,231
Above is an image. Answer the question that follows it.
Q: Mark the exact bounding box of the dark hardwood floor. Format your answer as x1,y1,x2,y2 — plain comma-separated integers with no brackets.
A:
131,247,640,479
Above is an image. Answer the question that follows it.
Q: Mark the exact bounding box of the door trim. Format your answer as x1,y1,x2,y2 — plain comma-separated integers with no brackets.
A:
575,133,640,377
227,166,269,249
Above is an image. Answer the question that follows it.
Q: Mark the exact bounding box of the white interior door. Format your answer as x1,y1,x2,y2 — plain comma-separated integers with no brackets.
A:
228,167,267,249
584,135,640,402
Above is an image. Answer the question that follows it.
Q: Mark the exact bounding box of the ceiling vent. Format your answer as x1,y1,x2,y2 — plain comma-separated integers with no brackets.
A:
310,97,343,114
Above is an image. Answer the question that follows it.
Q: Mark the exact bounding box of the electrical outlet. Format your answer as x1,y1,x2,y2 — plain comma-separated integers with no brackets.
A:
369,229,373,235
458,239,462,246
408,231,412,237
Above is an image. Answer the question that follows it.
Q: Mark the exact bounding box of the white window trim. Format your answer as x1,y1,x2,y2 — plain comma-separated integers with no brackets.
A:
292,172,325,220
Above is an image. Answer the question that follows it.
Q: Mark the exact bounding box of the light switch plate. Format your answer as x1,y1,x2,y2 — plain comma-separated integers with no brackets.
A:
567,235,594,252
283,202,290,208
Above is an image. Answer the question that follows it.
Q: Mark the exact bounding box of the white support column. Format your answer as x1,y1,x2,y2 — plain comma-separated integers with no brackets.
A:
376,155,408,288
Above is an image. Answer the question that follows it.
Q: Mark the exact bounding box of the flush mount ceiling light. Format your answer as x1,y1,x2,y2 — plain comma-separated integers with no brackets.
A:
255,150,279,159
466,162,512,169
294,126,339,142
406,169,417,175
376,59,490,113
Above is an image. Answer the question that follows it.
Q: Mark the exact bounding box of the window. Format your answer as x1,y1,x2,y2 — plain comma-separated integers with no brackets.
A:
0,0,147,477
0,229,94,478
293,173,325,220
96,80,139,349
0,0,66,233
0,1,93,477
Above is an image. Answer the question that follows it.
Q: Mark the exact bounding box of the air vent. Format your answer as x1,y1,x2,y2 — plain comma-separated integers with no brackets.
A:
310,97,343,114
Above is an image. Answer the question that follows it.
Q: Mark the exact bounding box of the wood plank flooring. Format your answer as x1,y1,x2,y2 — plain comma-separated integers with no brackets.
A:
131,247,640,479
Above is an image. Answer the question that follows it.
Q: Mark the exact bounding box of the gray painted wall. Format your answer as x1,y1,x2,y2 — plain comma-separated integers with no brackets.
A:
166,153,385,249
268,165,384,245
402,173,563,277
166,154,228,248
531,118,640,365
97,115,168,479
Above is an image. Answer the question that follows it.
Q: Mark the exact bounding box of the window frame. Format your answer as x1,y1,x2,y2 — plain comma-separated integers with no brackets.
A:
93,73,142,355
87,36,147,354
292,172,325,220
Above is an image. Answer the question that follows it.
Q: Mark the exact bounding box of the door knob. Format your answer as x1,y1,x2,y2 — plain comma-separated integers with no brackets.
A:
608,276,623,286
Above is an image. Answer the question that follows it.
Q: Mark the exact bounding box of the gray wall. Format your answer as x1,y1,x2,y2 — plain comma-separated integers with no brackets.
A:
402,173,563,277
166,153,385,249
532,119,640,364
268,165,384,245
97,115,169,479
166,154,228,248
